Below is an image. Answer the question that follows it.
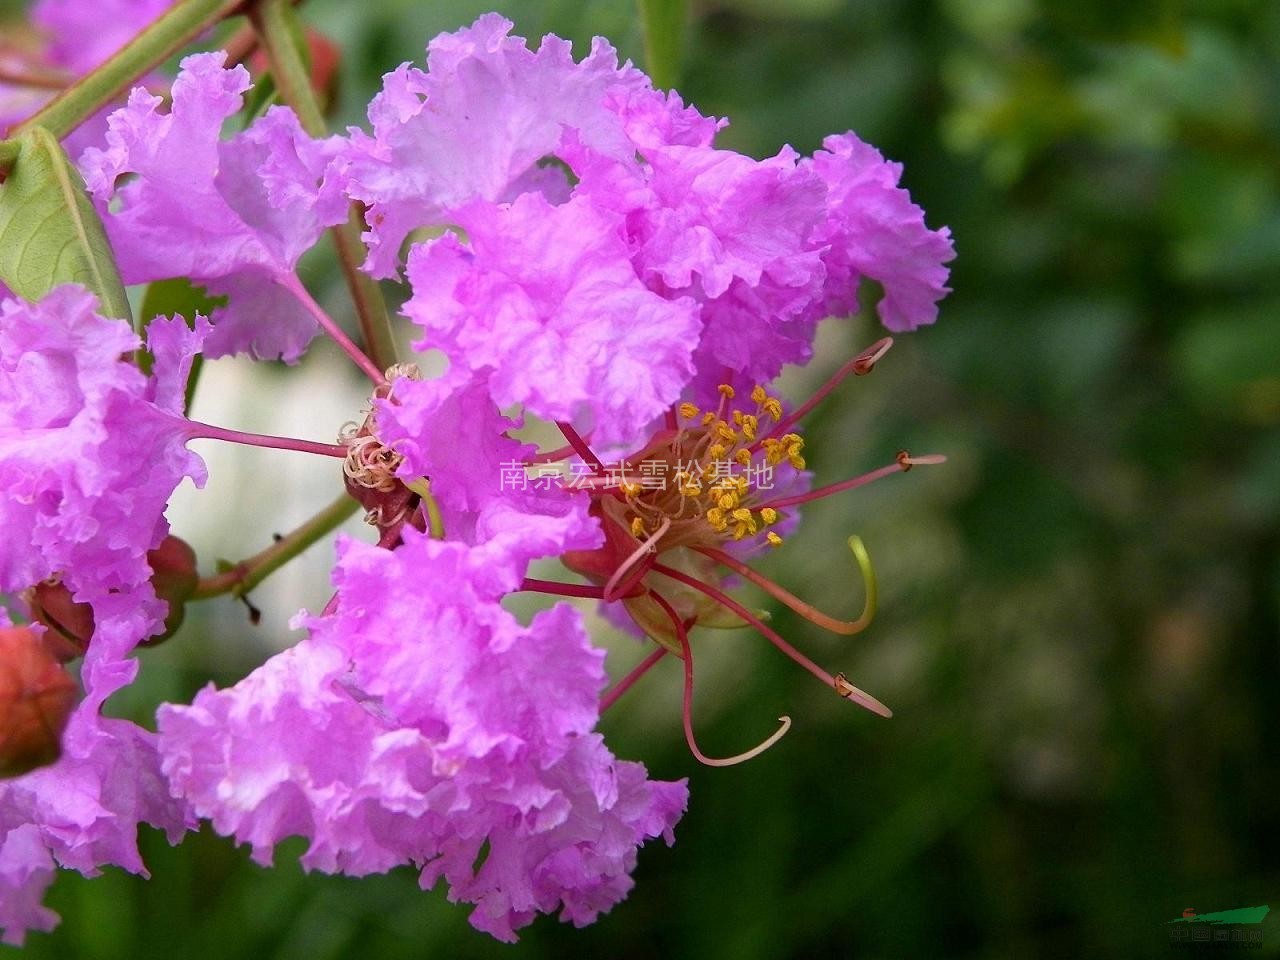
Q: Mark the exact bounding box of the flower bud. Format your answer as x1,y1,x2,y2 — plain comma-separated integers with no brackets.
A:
0,626,78,778
27,580,93,662
28,536,200,654
139,535,199,646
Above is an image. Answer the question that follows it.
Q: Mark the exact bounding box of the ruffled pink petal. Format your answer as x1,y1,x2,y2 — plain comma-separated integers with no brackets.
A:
158,530,686,942
403,193,700,445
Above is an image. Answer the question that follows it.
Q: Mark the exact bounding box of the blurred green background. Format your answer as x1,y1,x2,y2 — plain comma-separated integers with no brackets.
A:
7,0,1280,957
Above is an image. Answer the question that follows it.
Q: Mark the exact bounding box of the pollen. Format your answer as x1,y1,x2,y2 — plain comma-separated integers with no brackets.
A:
679,402,700,420
766,531,783,547
760,507,779,525
630,516,646,538
717,384,736,400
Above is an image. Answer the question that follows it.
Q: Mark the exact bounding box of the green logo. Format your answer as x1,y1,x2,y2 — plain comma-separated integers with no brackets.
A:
1168,906,1269,947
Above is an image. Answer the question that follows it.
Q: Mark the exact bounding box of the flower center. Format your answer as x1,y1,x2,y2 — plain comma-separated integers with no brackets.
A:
603,384,800,553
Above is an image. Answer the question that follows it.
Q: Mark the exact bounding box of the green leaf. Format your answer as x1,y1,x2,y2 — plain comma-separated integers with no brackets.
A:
0,127,131,323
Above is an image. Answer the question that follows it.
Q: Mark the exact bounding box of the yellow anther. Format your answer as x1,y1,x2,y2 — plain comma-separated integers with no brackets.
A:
766,531,783,548
630,516,646,538
620,482,642,497
681,483,702,497
731,509,758,539
751,385,767,405
782,433,804,449
714,421,738,443
788,454,807,470
701,411,716,426
718,493,739,511
679,402,699,420
734,448,752,467
707,444,728,461
732,410,744,426
762,397,783,421
705,507,728,531
760,507,779,525
718,384,736,399
740,414,758,441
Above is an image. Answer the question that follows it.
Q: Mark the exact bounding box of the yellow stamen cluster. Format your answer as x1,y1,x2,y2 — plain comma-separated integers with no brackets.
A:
621,383,792,545
761,432,806,470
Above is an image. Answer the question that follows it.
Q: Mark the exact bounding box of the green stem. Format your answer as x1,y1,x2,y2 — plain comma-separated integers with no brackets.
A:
0,140,20,173
334,204,398,371
637,0,687,90
191,493,358,600
9,0,250,144
250,0,398,372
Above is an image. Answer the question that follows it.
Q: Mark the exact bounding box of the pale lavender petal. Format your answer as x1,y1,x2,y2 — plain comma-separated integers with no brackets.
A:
158,530,686,942
806,132,955,332
403,193,700,446
0,287,205,614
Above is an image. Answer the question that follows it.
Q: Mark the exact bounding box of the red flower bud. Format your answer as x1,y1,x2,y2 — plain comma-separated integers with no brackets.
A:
27,580,93,662
0,626,78,778
27,535,200,654
140,535,199,646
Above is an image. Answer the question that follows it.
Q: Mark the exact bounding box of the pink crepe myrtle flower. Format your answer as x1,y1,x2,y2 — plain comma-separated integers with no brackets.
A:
157,526,686,942
0,285,206,618
339,12,717,280
79,53,349,362
2,9,955,947
0,601,194,946
338,14,952,440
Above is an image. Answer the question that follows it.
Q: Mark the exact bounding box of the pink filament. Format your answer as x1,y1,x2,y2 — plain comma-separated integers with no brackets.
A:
599,646,668,713
650,561,892,718
649,590,792,766
757,337,893,445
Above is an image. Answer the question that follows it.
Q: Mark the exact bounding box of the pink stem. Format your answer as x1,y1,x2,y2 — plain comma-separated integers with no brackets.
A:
280,273,386,386
519,578,609,599
599,646,668,713
556,421,606,474
187,421,348,458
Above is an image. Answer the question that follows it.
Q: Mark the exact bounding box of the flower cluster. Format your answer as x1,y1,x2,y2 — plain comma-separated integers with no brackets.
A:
0,10,953,946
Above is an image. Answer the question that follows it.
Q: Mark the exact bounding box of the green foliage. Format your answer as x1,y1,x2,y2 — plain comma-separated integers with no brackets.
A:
16,1,1280,958
0,128,130,322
